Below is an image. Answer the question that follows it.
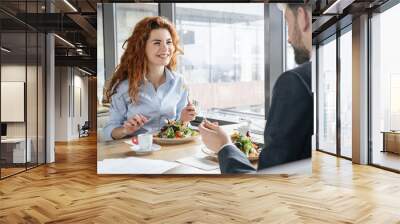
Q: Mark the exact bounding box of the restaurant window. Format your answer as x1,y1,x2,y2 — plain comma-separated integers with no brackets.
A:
175,3,265,126
97,3,104,104
285,24,296,71
312,46,317,150
115,3,158,61
97,3,158,104
317,36,337,155
371,2,400,171
339,27,352,158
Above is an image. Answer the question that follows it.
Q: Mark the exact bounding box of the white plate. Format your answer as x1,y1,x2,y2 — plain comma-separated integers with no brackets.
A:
153,132,199,145
130,144,161,155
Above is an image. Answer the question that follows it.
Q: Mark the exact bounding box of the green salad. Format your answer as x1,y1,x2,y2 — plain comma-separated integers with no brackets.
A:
157,120,198,139
231,132,260,158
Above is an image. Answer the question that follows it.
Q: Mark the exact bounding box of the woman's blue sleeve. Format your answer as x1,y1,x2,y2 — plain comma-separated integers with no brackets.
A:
102,92,128,141
175,86,188,121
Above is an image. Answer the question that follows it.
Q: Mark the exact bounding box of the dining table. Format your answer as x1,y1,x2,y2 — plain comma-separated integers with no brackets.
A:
97,124,259,174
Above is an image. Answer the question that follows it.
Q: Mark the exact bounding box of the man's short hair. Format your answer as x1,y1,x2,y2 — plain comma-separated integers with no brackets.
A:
279,1,312,15
287,5,311,14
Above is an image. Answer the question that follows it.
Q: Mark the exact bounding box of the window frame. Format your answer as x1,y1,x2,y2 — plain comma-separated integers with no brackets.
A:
0,2,47,179
368,0,400,173
315,23,353,160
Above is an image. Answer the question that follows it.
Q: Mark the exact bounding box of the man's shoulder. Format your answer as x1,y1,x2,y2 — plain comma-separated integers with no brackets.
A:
276,62,311,88
284,62,311,81
273,62,312,97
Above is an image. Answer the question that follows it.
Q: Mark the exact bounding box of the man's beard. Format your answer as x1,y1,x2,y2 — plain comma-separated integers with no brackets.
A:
293,45,310,65
291,25,310,65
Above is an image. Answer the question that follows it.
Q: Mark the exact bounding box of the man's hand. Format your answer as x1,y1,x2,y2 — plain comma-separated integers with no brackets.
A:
198,119,231,153
122,114,148,136
180,101,196,123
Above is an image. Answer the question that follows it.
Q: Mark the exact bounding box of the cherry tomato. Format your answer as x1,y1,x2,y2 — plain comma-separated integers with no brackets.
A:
175,131,183,138
131,137,138,145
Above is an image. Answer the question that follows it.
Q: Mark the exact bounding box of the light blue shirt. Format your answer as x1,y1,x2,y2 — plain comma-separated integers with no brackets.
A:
102,68,188,141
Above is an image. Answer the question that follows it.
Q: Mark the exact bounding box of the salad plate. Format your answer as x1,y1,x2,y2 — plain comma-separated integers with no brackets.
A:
153,120,199,145
230,131,261,161
201,131,260,161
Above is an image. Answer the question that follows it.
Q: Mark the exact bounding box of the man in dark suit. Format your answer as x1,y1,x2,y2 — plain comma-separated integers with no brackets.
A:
199,3,312,173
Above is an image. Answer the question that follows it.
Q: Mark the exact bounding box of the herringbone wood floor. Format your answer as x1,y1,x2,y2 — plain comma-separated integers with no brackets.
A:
1,135,400,223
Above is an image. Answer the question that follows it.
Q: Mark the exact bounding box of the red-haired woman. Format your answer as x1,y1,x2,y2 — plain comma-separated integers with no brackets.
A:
103,16,196,140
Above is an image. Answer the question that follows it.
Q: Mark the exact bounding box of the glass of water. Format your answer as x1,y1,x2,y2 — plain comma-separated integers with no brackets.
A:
192,99,208,122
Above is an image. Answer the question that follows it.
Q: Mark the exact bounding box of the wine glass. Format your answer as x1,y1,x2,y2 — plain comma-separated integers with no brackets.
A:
192,99,208,122
238,118,251,136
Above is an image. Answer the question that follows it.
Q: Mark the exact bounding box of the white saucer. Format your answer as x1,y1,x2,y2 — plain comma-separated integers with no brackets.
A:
130,144,161,154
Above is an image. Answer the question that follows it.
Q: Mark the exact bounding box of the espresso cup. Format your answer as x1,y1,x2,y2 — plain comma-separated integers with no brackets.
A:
138,133,153,151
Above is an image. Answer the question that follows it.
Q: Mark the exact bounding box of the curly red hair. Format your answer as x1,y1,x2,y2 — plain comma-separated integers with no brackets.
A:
105,16,183,103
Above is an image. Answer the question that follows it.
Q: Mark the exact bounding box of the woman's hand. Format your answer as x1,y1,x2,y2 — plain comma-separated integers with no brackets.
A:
180,101,196,124
122,114,149,136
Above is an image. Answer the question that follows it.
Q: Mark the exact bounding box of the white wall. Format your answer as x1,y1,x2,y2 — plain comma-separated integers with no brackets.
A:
1,63,46,163
1,65,40,137
1,65,26,139
55,66,68,141
54,67,89,141
71,72,89,138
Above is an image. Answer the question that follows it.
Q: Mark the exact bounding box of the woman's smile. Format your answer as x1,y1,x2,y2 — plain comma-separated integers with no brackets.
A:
156,53,170,59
